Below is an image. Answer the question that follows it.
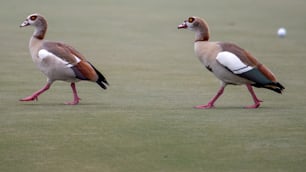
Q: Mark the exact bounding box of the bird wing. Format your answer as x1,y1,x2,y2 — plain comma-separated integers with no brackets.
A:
40,41,98,81
42,41,85,65
218,42,277,82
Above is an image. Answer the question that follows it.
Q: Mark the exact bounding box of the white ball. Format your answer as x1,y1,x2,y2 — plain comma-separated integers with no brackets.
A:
277,27,286,38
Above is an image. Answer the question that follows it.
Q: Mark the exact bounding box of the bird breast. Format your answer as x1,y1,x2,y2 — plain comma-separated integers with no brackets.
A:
194,42,221,69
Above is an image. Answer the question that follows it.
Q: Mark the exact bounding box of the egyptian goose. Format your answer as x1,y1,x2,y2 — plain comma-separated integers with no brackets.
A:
20,13,108,105
178,16,284,108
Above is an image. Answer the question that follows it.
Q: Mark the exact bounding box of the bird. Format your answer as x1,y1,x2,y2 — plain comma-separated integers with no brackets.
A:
19,13,109,105
178,16,284,109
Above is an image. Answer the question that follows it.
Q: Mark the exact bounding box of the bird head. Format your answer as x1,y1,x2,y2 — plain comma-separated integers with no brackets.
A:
178,16,200,30
178,16,210,41
20,13,45,28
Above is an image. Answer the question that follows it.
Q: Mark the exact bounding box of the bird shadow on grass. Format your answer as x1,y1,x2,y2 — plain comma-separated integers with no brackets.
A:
19,101,108,107
193,105,278,110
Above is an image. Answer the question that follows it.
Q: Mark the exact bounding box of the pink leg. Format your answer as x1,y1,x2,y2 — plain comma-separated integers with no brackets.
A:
194,85,225,109
65,83,80,105
20,83,51,102
245,84,263,109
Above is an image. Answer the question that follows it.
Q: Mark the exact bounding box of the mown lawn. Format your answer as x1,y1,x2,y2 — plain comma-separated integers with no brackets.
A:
0,0,306,171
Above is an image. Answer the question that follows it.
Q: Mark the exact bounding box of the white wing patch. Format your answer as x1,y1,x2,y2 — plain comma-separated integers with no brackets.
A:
73,55,81,64
38,49,78,68
216,51,253,74
38,49,52,59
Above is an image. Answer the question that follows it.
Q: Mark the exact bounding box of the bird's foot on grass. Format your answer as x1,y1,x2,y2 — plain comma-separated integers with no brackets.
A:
194,103,215,109
244,102,261,109
244,99,263,109
20,95,38,101
65,97,80,105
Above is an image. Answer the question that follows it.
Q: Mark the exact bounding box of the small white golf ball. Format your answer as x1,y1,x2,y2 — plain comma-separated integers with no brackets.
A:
277,27,286,38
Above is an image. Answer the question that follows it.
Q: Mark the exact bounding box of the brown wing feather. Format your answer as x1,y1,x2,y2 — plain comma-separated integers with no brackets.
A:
42,41,87,65
219,42,277,81
74,61,98,81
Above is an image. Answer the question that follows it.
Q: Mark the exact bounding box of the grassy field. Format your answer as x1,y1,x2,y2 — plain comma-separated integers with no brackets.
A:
1,0,306,171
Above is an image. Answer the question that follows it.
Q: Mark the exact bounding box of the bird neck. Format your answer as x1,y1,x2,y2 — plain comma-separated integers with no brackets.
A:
194,20,210,42
33,26,47,40
194,30,209,42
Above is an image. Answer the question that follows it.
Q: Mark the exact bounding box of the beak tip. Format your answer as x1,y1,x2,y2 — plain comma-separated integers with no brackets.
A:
177,24,187,29
20,21,30,28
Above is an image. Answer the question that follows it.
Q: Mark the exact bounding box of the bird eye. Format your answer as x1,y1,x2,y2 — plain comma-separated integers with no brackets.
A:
30,15,37,21
188,17,195,23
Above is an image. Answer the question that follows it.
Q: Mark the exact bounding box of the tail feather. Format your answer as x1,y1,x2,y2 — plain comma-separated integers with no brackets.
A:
253,82,285,94
239,68,284,94
88,62,109,90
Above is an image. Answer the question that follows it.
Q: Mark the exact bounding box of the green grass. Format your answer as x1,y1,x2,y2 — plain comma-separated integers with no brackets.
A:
1,0,306,171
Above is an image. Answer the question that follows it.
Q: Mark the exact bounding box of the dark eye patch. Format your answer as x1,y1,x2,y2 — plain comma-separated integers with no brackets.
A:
188,17,194,23
30,15,37,21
